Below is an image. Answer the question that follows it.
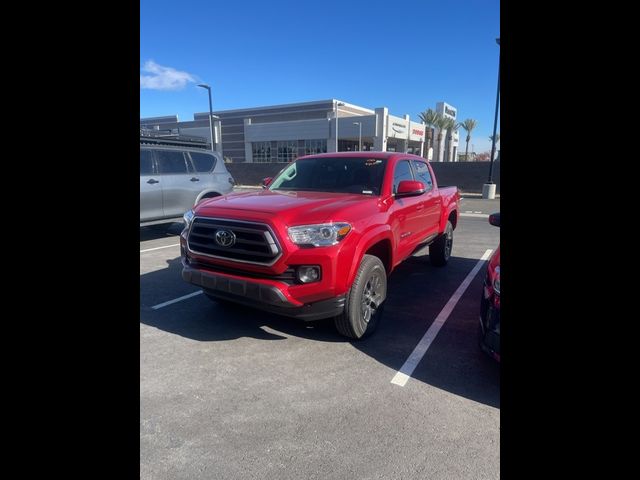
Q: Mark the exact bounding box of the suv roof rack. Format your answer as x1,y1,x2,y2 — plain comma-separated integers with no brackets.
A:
140,128,210,149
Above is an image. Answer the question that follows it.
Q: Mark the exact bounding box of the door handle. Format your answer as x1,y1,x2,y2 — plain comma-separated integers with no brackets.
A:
147,179,159,184
416,204,425,210
190,177,200,182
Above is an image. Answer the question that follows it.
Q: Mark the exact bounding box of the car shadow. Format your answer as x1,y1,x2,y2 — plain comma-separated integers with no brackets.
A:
140,257,343,343
140,253,499,408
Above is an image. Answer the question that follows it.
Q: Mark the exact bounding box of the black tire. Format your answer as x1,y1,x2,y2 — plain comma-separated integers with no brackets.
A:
429,220,453,267
334,254,387,340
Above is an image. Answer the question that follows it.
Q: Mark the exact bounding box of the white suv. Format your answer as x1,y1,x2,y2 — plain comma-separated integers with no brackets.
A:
140,144,235,226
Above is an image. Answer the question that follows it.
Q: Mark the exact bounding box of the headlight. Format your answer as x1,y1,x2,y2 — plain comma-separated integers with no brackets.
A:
493,266,500,295
183,209,194,230
287,223,352,247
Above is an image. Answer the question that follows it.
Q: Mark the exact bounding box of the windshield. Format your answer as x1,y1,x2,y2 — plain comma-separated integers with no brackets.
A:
270,157,387,195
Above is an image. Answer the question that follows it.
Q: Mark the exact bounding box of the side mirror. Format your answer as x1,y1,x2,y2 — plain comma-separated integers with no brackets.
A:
489,212,500,227
396,180,425,198
262,177,273,188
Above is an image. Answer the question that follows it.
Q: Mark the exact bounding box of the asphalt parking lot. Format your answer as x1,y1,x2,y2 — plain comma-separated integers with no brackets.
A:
140,195,501,480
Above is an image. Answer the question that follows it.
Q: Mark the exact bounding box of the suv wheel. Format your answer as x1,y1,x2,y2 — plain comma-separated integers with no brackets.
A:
198,193,220,205
334,254,387,340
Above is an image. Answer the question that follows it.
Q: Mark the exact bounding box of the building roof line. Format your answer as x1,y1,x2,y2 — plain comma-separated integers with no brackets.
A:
192,99,375,117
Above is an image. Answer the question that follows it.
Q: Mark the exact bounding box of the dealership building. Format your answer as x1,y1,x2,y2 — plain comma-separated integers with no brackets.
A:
140,99,459,163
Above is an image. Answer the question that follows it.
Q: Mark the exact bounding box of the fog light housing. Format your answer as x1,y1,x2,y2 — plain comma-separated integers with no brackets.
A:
297,266,320,283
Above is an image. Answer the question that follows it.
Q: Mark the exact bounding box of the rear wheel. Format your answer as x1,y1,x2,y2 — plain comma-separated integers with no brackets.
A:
334,254,387,340
429,221,453,266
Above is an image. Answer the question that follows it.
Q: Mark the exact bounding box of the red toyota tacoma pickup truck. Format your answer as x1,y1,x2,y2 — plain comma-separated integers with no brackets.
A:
180,152,459,339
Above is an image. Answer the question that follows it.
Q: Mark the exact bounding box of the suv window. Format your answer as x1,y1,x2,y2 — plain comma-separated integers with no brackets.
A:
156,150,189,174
140,149,154,175
189,151,216,173
393,160,414,194
411,160,433,191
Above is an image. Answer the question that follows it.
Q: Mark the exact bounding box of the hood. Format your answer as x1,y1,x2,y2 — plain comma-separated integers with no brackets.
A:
195,189,380,226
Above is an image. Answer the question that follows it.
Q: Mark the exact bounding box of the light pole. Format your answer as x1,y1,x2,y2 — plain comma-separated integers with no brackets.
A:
483,38,500,199
197,83,215,152
335,101,345,152
353,122,362,151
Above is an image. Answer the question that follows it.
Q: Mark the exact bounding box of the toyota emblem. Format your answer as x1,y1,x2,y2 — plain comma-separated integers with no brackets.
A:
215,229,236,247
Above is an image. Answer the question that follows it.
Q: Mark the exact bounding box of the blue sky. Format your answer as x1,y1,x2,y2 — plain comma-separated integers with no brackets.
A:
141,0,500,153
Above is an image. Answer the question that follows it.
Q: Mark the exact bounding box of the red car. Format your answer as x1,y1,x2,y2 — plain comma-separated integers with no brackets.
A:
479,212,500,361
180,152,460,339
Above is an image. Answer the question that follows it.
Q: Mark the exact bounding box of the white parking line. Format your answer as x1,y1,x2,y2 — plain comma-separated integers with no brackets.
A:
151,290,203,310
390,249,493,387
140,243,180,253
460,213,489,218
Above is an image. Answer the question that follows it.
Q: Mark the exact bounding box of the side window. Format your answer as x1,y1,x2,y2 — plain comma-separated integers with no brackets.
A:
156,150,189,174
189,151,216,173
140,149,154,175
393,160,414,194
411,160,433,191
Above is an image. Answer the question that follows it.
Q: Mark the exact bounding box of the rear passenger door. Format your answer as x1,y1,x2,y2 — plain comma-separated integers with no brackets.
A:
140,149,163,221
155,149,199,218
411,159,441,240
187,151,220,195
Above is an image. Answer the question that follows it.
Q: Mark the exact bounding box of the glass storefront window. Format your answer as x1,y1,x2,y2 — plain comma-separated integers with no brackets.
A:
252,141,272,163
277,140,298,162
304,139,327,155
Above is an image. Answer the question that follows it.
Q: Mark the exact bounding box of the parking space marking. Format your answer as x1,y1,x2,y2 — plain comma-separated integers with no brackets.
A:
390,249,493,387
140,243,180,253
460,213,489,218
151,290,203,310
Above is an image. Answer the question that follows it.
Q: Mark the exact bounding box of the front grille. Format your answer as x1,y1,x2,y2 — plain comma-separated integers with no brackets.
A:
188,217,282,265
189,261,297,285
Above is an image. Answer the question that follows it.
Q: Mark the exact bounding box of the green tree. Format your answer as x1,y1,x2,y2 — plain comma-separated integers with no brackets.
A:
459,119,478,162
434,115,449,162
418,108,439,155
442,117,457,162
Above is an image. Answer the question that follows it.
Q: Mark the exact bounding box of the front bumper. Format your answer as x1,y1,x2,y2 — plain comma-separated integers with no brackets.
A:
182,260,346,321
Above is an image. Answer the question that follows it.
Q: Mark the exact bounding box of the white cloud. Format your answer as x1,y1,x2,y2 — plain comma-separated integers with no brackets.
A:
140,60,197,90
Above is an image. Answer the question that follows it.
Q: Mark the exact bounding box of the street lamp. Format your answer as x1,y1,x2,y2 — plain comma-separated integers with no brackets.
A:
353,122,362,151
335,101,345,152
483,38,500,199
197,83,215,152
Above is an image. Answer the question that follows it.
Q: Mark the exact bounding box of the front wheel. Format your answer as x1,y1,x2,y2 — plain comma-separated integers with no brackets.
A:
429,220,453,266
334,254,387,340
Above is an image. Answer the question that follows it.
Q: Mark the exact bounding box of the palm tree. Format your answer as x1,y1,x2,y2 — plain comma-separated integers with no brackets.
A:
459,119,478,162
418,108,439,156
442,117,457,161
434,115,449,162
